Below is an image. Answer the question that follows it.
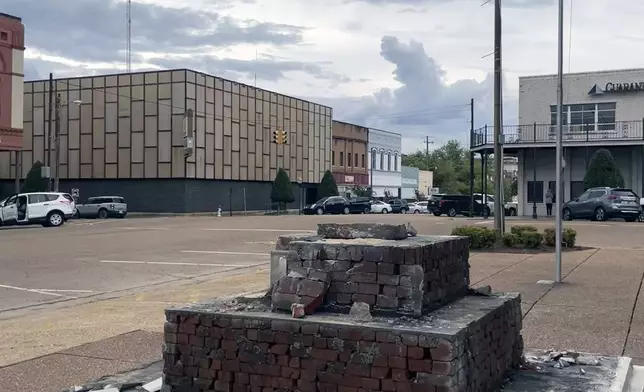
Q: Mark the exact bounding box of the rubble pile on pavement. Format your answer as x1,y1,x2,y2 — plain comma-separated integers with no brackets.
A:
523,349,602,372
162,223,525,392
62,377,162,392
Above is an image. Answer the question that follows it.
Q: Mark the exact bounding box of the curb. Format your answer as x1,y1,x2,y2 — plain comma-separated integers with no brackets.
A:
609,356,633,392
125,210,301,218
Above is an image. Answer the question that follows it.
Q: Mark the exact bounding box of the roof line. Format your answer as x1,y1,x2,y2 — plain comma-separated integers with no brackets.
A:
520,67,644,80
0,13,22,21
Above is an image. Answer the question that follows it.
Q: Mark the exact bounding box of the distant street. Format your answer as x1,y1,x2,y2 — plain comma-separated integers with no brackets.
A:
1,213,643,313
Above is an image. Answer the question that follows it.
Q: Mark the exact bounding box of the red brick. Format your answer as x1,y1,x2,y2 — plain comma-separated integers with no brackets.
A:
388,356,407,369
319,371,344,384
408,359,432,373
396,381,412,392
211,359,222,370
184,366,198,377
269,344,289,355
205,337,221,349
411,383,436,392
300,369,318,381
236,372,250,384
314,336,328,348
312,348,338,361
179,323,196,335
189,335,204,347
221,340,237,351
381,379,396,391
289,357,301,368
407,346,424,359
301,359,327,370
176,333,189,345
361,377,380,390
370,367,390,379
274,331,294,344
301,323,320,335
214,380,232,392
198,368,217,378
198,358,211,369
432,360,454,375
345,363,370,377
232,385,248,392
218,371,234,382
247,329,258,341
250,375,263,386
372,354,388,367
352,294,376,305
391,369,408,381
297,380,317,392
277,355,290,366
318,381,339,392
223,359,240,372
211,327,223,339
338,387,359,392
430,339,456,361
341,375,363,387
282,367,301,379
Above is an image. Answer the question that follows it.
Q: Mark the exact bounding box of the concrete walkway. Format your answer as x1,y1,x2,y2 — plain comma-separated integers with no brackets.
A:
0,248,643,391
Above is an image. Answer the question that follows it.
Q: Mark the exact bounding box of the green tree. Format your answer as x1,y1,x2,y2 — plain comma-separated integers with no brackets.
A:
583,148,625,189
270,168,295,211
317,170,339,199
350,185,372,198
21,161,48,193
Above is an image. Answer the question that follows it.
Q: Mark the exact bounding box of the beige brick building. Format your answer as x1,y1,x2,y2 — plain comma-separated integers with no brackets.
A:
1,69,332,212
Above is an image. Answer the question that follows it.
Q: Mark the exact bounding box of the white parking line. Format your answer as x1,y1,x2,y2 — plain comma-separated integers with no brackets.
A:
121,227,170,230
181,251,268,256
0,284,66,297
37,289,99,293
100,260,265,267
201,228,314,232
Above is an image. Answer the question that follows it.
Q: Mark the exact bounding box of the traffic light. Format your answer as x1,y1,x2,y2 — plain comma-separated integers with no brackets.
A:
272,128,288,144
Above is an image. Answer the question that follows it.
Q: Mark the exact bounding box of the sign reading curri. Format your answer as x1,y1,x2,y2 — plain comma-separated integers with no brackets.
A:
589,82,644,95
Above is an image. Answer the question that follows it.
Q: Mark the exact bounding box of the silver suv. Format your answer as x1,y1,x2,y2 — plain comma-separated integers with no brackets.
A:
75,196,127,219
563,187,641,222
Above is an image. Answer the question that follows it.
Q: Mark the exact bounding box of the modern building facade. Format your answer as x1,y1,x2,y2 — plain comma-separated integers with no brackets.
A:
401,166,419,199
418,170,434,196
0,13,25,152
368,128,402,198
471,68,644,216
331,120,368,197
2,69,332,212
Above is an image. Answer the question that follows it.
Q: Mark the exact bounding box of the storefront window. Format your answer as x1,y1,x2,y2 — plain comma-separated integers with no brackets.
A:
550,102,616,133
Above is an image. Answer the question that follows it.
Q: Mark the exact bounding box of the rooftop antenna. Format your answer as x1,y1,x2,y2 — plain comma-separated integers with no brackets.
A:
126,0,132,72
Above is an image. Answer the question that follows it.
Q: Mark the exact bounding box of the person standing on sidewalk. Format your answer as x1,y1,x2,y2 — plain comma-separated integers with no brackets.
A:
545,189,553,217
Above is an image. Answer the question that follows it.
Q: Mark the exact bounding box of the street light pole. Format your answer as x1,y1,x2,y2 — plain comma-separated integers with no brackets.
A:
554,0,564,283
493,0,504,238
53,94,61,192
47,73,54,191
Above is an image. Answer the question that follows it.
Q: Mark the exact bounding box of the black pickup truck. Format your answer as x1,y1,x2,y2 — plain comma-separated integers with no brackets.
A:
302,196,371,215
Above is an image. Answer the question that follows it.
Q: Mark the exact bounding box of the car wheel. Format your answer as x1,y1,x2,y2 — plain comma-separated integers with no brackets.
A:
563,208,572,221
447,208,457,217
509,208,517,216
363,207,370,214
594,207,606,221
381,209,388,214
98,208,108,219
433,212,441,217
400,208,407,214
343,207,350,215
414,210,420,214
315,207,324,215
47,211,64,227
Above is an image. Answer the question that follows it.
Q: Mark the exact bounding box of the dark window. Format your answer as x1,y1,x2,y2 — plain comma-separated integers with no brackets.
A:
380,152,384,170
527,181,544,203
577,190,591,201
339,152,344,166
28,194,47,204
0,32,7,41
348,152,352,167
355,154,358,168
394,153,398,171
371,150,376,169
387,153,392,171
588,190,607,199
332,151,335,165
361,154,365,168
114,197,126,204
548,181,557,202
612,189,637,198
45,194,59,201
570,181,585,200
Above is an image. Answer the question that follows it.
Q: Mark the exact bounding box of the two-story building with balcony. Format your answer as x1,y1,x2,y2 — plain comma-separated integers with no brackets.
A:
331,120,369,196
471,68,644,216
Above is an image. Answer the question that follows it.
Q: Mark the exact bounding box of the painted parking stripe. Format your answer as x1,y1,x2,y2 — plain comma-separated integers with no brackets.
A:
100,260,265,267
181,251,268,256
0,284,66,297
201,228,314,232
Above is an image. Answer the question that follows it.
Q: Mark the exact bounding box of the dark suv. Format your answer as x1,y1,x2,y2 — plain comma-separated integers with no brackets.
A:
428,194,489,217
563,187,641,222
387,199,409,214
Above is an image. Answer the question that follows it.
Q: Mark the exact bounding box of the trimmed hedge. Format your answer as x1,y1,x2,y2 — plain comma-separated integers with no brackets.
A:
544,227,577,247
451,226,496,249
454,224,578,250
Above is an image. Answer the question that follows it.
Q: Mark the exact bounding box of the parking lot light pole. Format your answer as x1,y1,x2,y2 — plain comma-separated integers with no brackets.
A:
53,97,82,192
554,0,564,283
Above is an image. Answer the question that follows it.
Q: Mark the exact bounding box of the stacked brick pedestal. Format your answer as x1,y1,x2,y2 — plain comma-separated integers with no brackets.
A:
163,224,524,392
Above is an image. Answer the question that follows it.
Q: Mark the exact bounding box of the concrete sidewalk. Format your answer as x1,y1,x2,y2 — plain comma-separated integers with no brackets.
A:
1,248,643,391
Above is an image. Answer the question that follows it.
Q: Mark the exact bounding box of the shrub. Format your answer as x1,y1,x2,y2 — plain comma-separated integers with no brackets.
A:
583,148,625,189
270,168,295,210
544,227,577,247
510,225,538,236
21,161,48,193
451,226,496,249
317,170,339,199
503,233,520,247
521,231,543,248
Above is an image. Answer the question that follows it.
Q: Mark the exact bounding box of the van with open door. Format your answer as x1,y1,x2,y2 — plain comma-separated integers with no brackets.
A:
0,192,75,227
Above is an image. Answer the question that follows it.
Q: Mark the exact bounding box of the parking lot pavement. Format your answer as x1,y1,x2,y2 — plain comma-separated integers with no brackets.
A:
1,213,642,314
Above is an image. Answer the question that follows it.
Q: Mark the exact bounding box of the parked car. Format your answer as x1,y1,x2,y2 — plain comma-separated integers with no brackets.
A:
505,196,519,216
428,194,490,217
387,199,409,214
409,201,428,214
75,196,128,219
302,196,371,215
0,192,75,227
473,193,495,215
562,187,641,222
370,200,392,214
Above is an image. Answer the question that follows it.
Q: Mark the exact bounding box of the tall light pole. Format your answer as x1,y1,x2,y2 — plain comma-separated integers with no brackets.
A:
53,98,82,192
493,0,504,238
554,0,564,282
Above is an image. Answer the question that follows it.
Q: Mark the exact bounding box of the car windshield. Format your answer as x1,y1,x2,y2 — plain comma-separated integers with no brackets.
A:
613,190,636,198
315,197,329,204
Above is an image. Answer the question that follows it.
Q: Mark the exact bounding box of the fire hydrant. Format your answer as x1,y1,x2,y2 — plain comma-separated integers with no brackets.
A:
217,205,222,217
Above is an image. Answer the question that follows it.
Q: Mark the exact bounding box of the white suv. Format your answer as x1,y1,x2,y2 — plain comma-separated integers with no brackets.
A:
0,192,75,227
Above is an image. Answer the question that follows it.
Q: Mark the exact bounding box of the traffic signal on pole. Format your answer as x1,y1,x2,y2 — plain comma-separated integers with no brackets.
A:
272,128,288,144
281,129,288,145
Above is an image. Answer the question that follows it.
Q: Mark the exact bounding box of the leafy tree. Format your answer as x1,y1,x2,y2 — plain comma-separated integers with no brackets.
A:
21,161,48,193
583,148,625,189
317,170,339,199
413,189,426,200
270,168,294,211
351,185,372,198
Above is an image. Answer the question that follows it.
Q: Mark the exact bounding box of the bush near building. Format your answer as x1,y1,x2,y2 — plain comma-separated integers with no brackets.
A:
583,148,625,189
270,168,294,211
452,225,577,250
317,170,339,199
21,161,48,193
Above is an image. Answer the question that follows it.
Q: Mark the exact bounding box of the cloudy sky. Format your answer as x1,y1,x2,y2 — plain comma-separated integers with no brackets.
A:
7,0,644,152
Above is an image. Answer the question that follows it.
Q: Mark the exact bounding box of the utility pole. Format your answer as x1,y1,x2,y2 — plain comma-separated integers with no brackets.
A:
493,0,504,239
424,136,433,172
469,98,475,216
47,73,54,191
53,93,61,191
554,0,564,283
